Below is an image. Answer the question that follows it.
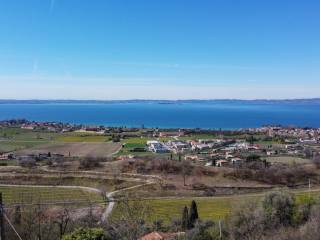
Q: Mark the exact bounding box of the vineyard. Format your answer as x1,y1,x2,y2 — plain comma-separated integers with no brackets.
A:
0,186,104,207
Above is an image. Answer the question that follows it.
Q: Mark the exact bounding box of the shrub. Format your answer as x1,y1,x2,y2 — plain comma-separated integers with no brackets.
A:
228,202,265,240
79,157,103,170
313,154,320,169
62,227,107,240
225,164,315,185
262,191,296,228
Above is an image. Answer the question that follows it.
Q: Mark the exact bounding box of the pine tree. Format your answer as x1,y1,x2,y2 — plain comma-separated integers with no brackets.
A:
181,206,189,230
189,200,199,228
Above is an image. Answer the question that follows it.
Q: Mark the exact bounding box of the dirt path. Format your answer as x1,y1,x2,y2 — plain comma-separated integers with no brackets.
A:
0,176,156,222
0,183,102,195
102,181,155,221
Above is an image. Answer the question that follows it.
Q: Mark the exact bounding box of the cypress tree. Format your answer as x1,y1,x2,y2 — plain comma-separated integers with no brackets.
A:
181,206,189,230
189,200,199,228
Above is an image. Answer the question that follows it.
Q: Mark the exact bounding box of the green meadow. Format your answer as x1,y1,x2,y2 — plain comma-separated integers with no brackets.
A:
112,189,320,223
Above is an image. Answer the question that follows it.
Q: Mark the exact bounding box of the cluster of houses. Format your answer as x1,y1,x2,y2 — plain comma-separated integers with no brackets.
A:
145,132,320,168
20,121,79,132
147,138,236,154
147,140,171,153
249,126,320,145
185,141,257,167
146,138,258,167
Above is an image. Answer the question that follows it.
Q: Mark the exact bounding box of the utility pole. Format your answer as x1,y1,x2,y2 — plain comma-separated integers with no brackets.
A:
309,178,311,198
219,220,222,239
0,193,5,240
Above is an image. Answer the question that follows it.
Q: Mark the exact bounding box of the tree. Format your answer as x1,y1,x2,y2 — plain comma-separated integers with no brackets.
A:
189,200,199,228
182,160,192,186
185,221,219,240
182,206,189,230
246,135,256,144
14,205,21,225
53,208,71,239
246,155,260,162
262,191,296,228
62,227,107,240
228,202,265,240
110,197,152,240
313,154,320,169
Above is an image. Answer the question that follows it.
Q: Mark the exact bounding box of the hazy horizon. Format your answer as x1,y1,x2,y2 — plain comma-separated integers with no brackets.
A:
1,98,320,102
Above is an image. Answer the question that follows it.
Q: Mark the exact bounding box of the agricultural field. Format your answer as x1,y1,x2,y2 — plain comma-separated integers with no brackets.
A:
14,142,122,157
0,127,58,141
266,156,311,164
178,133,253,141
178,134,218,141
0,127,57,152
0,140,50,152
56,134,111,142
117,137,153,157
0,186,104,206
112,189,320,223
123,137,149,145
0,127,113,153
0,174,136,193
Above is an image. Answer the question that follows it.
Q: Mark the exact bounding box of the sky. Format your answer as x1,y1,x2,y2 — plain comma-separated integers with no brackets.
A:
0,0,319,100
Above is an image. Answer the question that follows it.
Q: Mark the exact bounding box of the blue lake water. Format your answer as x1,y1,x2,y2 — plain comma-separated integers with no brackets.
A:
0,102,319,129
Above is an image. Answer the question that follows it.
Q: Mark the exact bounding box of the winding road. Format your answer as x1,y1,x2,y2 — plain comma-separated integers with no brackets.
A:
102,181,154,221
0,172,157,222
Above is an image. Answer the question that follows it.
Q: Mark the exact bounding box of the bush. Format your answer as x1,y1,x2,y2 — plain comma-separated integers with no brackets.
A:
79,157,103,170
228,191,301,239
299,206,320,240
313,154,320,169
228,202,265,240
19,160,36,168
225,164,315,185
262,191,296,228
62,227,108,240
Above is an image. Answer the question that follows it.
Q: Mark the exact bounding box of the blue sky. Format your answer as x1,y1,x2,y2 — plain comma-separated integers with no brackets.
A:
0,0,319,99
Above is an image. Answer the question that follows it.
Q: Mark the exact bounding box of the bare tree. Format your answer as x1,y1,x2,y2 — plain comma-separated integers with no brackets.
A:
53,207,72,240
313,154,320,169
109,196,152,240
181,160,192,186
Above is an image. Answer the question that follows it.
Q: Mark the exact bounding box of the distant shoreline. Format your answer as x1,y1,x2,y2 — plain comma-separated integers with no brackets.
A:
0,98,320,105
0,100,319,129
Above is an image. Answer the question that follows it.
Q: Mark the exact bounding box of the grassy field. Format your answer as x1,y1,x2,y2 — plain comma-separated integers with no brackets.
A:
122,137,150,145
0,140,51,152
0,127,58,141
0,186,104,206
266,156,311,164
178,134,218,141
56,134,111,142
0,127,113,153
0,127,57,152
112,189,320,223
15,142,122,157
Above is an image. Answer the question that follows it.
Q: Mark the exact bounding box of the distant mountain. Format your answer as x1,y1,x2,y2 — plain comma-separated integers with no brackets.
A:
0,98,320,105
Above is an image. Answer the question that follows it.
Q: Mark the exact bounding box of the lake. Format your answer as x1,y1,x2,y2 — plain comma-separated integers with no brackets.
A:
0,102,319,129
